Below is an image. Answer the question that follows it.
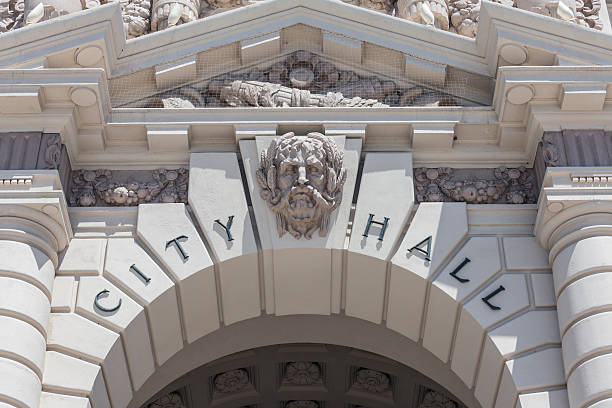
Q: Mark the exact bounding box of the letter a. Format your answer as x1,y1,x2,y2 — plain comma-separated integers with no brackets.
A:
408,236,432,262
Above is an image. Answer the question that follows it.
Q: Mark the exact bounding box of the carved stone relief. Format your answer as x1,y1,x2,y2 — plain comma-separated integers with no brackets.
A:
151,0,198,31
0,0,22,31
213,369,251,394
397,0,450,31
137,51,460,108
122,0,151,38
414,166,537,204
352,369,391,394
69,168,188,206
418,390,458,408
256,132,347,240
283,362,323,385
146,392,187,408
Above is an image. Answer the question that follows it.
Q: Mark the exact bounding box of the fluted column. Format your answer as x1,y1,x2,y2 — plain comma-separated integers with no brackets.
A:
535,167,612,408
0,171,70,408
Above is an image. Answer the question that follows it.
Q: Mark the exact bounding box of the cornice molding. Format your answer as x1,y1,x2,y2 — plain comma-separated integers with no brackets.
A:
534,167,612,258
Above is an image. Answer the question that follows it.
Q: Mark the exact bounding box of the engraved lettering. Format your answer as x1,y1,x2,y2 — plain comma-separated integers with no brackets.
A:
94,289,122,313
408,236,432,262
166,235,189,261
130,264,151,283
482,285,506,310
362,213,390,241
215,215,235,241
449,257,471,283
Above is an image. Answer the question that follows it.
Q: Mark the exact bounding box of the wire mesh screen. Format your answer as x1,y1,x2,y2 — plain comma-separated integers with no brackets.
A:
109,28,493,109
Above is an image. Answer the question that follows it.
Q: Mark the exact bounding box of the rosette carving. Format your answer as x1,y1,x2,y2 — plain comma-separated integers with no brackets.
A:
353,369,391,393
284,362,322,385
213,369,250,393
418,390,458,408
146,392,186,408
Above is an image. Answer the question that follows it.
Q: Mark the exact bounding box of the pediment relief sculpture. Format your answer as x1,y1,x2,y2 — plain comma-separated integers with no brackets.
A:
129,51,461,108
256,132,347,240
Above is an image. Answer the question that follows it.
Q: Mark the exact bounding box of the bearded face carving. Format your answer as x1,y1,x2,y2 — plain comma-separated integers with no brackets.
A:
256,132,347,240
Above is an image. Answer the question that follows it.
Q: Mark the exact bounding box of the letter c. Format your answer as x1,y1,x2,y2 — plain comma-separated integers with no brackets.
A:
94,289,122,313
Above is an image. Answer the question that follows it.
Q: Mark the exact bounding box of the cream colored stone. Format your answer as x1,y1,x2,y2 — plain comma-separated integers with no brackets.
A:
76,276,155,391
40,392,92,408
0,315,46,377
386,264,427,342
392,202,468,280
503,237,549,270
433,237,501,302
104,238,183,365
562,311,612,376
557,272,612,335
47,313,132,408
0,240,54,298
451,309,484,388
70,87,97,107
75,46,103,67
552,236,612,294
489,310,560,356
530,274,556,307
137,203,219,343
516,389,569,408
51,276,74,313
0,276,50,335
464,274,530,329
0,356,41,408
567,353,612,408
42,351,110,408
345,252,387,323
58,239,107,276
475,336,504,408
241,32,281,64
506,85,534,105
589,398,612,408
500,43,528,65
495,348,565,408
189,153,260,324
422,285,458,363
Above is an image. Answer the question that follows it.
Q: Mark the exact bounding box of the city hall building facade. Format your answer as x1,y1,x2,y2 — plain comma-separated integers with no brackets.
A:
1,0,612,407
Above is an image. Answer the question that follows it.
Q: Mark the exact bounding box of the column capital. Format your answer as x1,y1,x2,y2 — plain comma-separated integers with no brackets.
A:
534,167,612,256
0,170,72,264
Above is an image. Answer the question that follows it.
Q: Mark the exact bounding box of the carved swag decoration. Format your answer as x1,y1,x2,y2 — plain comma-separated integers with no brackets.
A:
70,168,188,206
140,51,459,109
414,166,537,204
256,132,347,240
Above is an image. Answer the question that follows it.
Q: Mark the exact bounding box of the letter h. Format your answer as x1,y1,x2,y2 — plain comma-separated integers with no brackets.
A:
362,214,390,241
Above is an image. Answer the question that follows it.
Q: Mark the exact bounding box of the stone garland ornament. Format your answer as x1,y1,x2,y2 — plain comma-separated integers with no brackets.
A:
256,132,347,240
41,134,62,169
353,368,391,393
69,168,188,206
284,362,322,385
146,392,187,408
213,369,250,393
414,166,537,204
121,0,151,38
418,390,458,408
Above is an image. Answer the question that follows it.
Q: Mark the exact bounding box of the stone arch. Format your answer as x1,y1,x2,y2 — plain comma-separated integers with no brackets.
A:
42,202,568,408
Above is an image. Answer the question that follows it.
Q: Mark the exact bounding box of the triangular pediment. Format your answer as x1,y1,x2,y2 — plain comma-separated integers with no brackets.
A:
110,46,493,108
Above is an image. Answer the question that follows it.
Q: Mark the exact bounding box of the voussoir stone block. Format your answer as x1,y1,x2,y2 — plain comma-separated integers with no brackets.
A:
43,351,110,408
386,263,428,342
503,237,550,270
76,276,155,391
189,153,261,325
451,308,484,388
530,273,556,307
105,238,183,365
40,392,92,408
516,389,569,408
58,239,107,276
47,313,132,408
137,203,219,343
50,276,74,313
495,348,565,408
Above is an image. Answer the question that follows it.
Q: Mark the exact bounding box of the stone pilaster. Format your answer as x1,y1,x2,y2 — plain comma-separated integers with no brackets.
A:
0,171,71,408
535,167,612,408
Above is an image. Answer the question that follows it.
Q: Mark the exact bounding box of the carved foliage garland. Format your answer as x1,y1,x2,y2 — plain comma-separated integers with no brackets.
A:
70,168,188,206
256,132,347,240
418,390,458,408
414,166,536,204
